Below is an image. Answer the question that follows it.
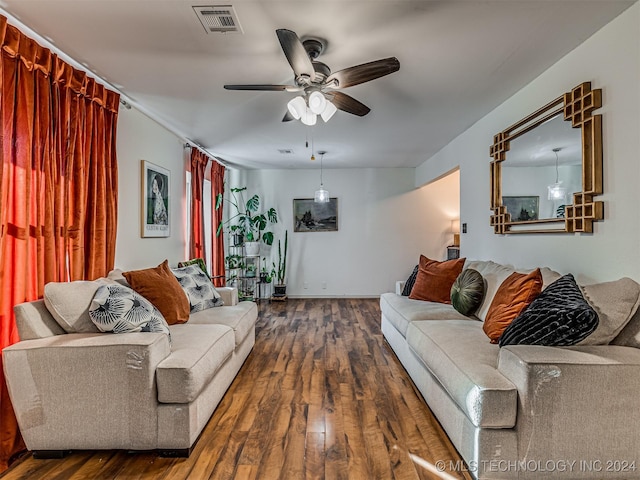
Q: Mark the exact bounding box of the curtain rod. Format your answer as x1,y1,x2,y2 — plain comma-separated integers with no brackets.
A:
0,9,229,169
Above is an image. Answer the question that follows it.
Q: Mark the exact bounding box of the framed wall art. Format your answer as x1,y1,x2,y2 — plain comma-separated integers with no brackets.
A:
141,160,170,237
502,195,539,222
293,198,338,232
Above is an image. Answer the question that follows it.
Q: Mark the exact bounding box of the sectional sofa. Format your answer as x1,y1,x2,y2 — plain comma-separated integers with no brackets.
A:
3,269,257,458
381,259,640,479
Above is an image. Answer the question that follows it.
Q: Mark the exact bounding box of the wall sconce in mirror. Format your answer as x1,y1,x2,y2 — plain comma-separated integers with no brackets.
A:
489,82,603,234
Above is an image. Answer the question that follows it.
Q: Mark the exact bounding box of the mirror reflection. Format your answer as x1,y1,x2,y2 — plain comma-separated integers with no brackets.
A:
501,114,581,221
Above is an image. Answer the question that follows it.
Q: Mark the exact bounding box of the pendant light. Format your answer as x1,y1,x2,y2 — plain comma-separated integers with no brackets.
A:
547,147,567,200
314,151,329,203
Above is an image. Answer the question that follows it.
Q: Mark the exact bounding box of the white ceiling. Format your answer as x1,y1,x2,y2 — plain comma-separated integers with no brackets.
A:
1,0,634,170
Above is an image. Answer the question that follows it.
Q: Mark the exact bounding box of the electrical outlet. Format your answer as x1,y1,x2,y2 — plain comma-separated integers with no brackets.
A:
303,282,309,289
321,281,327,289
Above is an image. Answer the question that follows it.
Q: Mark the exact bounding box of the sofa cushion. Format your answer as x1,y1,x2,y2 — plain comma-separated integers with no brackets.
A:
451,268,485,316
178,257,211,279
44,279,112,333
89,284,171,338
156,324,235,403
578,277,640,345
407,320,517,428
123,260,190,325
380,293,470,338
483,269,542,343
409,255,465,304
188,301,257,346
465,261,517,322
499,274,599,347
171,264,223,312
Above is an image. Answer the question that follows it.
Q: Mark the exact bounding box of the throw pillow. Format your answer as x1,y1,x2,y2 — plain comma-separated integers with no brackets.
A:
577,277,640,345
89,284,170,338
123,260,190,325
401,265,419,296
450,269,485,316
499,274,599,347
43,279,112,333
177,258,211,280
409,255,465,304
171,264,224,312
483,269,542,343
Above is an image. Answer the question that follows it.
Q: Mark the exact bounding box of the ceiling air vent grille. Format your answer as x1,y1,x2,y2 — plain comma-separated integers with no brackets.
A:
193,5,243,34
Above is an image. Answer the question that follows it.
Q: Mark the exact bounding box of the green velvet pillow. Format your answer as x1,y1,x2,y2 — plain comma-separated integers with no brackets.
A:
178,258,210,279
450,268,485,316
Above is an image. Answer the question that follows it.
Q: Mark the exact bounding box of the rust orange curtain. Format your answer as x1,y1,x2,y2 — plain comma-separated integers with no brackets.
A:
210,161,225,287
189,149,208,260
0,16,119,472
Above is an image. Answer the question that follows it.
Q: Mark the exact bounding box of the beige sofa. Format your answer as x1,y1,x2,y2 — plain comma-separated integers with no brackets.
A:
3,272,257,458
381,260,640,480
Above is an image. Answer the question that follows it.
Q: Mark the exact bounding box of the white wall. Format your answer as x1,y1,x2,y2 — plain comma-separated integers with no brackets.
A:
227,167,459,297
114,106,188,270
416,4,640,284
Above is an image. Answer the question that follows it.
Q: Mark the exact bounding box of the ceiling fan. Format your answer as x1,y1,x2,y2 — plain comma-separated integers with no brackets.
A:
224,29,400,125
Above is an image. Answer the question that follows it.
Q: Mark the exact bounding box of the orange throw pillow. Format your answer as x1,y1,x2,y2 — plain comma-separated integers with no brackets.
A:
409,255,466,304
123,260,190,325
483,269,543,343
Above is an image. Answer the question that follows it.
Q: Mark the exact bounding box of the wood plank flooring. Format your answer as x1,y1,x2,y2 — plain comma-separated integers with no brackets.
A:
2,298,472,480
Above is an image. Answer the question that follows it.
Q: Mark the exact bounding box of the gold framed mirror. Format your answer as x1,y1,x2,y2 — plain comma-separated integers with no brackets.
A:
489,82,603,234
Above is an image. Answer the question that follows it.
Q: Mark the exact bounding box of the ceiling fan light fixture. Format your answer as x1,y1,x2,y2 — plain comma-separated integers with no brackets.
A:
320,101,337,122
287,96,306,120
308,91,327,115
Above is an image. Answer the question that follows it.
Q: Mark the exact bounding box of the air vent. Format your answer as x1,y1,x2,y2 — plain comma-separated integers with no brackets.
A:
193,5,243,34
278,149,294,155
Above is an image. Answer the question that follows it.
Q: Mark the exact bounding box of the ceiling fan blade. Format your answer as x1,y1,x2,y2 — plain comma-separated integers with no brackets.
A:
276,29,315,82
224,84,301,92
282,111,295,122
325,57,400,89
327,91,371,117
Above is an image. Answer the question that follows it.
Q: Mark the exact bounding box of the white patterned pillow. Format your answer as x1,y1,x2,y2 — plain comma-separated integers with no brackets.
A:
171,264,224,312
89,284,171,339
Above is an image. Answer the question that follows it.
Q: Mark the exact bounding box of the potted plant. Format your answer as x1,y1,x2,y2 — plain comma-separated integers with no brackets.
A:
260,257,274,283
246,263,257,278
215,187,278,256
273,230,288,297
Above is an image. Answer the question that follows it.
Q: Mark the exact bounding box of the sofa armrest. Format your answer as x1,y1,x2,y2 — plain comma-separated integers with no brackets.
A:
498,345,640,464
3,332,171,450
217,286,238,306
395,281,406,296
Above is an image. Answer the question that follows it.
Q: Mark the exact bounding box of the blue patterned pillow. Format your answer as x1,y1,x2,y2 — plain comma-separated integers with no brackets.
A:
171,264,224,312
89,284,170,339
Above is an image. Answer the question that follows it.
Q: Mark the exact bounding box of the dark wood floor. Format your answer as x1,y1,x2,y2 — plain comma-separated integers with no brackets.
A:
2,298,471,480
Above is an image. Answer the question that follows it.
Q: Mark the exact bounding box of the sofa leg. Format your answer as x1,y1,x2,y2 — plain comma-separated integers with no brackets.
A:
157,447,192,458
33,450,71,459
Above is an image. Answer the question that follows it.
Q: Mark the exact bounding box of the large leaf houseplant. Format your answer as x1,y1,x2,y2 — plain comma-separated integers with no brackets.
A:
216,187,278,255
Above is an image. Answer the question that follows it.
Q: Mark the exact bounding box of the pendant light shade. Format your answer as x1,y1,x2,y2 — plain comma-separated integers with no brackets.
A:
287,96,306,120
547,148,567,200
314,151,330,203
320,101,338,122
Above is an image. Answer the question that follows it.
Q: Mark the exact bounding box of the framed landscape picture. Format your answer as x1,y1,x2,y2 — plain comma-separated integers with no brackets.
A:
141,160,170,237
502,195,539,222
293,198,338,232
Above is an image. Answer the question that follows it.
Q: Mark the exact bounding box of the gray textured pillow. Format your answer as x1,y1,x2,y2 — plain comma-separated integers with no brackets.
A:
171,264,223,312
577,277,640,345
44,279,112,333
89,284,170,337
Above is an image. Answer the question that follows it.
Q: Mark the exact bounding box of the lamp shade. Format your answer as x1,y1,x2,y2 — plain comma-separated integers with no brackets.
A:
308,91,327,115
287,96,306,120
547,181,566,200
320,101,338,122
314,187,329,203
300,108,317,126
